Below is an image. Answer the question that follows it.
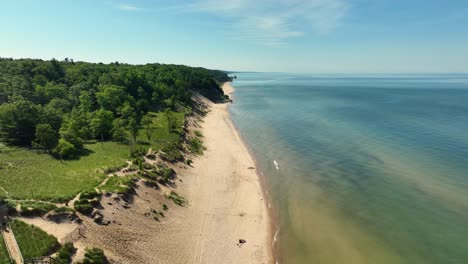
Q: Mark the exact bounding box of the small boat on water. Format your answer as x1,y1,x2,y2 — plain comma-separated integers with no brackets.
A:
274,160,279,170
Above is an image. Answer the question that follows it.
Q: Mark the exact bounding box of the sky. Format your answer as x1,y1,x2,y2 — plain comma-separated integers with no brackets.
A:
1,0,468,73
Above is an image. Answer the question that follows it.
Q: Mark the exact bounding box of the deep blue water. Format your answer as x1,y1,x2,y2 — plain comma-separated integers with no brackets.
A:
229,73,468,264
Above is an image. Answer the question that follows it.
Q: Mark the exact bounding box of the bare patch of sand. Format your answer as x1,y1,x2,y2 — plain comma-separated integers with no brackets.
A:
19,217,79,244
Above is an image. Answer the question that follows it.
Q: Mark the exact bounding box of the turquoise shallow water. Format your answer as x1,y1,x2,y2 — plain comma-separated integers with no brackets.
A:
229,73,468,264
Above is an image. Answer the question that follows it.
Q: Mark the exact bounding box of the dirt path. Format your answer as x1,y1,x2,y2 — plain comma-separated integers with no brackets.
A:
1,225,23,264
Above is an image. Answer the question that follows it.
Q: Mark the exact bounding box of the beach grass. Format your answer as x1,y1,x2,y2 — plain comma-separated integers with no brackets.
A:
99,175,137,194
0,234,10,264
10,219,59,259
7,200,58,216
0,111,185,203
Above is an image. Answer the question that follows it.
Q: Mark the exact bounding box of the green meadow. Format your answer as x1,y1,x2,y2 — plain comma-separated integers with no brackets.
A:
0,111,185,203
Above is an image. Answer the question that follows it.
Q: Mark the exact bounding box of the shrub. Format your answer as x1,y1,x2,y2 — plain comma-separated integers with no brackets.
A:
57,242,76,264
130,146,147,157
160,142,184,162
80,190,100,200
165,191,186,206
99,175,135,194
194,130,203,138
74,199,94,215
187,137,205,155
18,201,57,216
80,248,109,264
54,138,77,158
143,162,153,170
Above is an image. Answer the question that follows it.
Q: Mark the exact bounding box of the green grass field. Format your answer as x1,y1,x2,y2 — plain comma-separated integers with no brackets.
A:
142,112,185,149
10,219,59,259
100,175,137,194
0,111,185,203
0,235,10,264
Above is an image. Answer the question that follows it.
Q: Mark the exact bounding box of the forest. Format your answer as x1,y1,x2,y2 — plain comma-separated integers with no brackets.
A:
0,58,231,158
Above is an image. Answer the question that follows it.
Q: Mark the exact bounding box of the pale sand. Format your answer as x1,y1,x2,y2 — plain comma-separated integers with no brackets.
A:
19,217,79,244
178,82,273,263
59,82,273,263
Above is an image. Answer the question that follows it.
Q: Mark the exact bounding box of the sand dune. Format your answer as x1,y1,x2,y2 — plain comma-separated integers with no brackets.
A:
63,82,272,263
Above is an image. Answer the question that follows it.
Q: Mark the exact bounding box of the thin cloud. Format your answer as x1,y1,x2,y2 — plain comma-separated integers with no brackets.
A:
118,4,140,11
191,0,349,45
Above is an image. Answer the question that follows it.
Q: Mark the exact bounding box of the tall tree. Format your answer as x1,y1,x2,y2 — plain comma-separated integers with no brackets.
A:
33,124,58,152
90,109,113,146
165,108,176,133
0,97,39,146
141,114,154,142
127,117,139,143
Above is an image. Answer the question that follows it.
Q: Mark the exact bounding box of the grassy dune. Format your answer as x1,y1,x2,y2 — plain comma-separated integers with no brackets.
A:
0,111,185,203
0,235,10,264
10,220,59,259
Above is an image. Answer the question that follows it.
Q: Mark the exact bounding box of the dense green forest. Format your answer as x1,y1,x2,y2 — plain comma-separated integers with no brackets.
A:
0,58,231,157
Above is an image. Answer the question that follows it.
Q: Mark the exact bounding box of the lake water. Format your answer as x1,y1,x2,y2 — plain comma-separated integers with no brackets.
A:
229,73,468,264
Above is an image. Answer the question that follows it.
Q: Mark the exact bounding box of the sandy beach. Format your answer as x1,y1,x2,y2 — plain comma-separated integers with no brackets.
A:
31,82,273,263
178,82,273,263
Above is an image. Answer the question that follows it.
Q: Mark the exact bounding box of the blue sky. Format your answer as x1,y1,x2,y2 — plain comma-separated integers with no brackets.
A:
1,0,467,73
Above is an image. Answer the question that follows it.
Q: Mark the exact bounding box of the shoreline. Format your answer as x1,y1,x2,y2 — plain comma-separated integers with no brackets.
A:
223,82,279,264
175,81,274,263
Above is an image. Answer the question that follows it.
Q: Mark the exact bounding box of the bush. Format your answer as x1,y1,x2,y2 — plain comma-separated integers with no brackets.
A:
74,199,94,215
80,190,100,200
102,162,127,174
57,242,76,263
18,201,57,216
160,142,184,162
80,248,109,264
99,175,135,194
143,162,153,170
54,138,77,158
165,191,186,206
187,137,205,155
154,163,175,182
130,146,147,157
194,130,203,138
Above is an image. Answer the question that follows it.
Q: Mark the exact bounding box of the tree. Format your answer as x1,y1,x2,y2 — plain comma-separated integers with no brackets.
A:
127,117,139,143
96,85,129,112
141,114,154,142
78,91,93,113
165,108,176,133
33,124,58,152
0,97,39,146
118,101,136,121
54,138,76,159
111,118,128,142
90,109,113,146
